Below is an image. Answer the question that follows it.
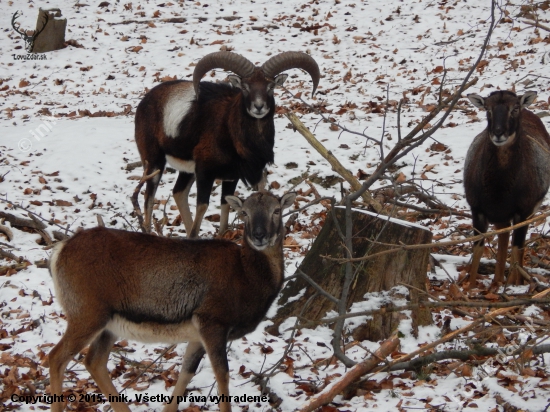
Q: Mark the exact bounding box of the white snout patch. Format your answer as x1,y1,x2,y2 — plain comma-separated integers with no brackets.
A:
166,155,196,174
163,87,196,138
248,237,268,251
248,97,269,119
490,132,516,147
246,233,279,251
248,108,269,119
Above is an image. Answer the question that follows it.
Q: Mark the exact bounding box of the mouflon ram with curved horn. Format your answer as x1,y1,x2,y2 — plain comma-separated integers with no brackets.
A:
135,51,319,237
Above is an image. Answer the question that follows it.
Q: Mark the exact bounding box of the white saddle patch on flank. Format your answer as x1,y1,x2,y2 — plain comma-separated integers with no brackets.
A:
166,155,196,173
163,87,196,138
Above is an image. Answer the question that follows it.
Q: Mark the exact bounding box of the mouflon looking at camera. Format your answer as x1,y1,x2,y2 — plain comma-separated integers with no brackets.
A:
135,51,319,238
464,90,550,287
47,191,296,412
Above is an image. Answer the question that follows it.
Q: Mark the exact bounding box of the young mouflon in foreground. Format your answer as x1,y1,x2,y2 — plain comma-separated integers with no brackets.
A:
464,90,550,288
47,191,296,412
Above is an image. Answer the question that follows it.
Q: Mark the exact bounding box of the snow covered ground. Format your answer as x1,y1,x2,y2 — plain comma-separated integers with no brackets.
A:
1,0,550,410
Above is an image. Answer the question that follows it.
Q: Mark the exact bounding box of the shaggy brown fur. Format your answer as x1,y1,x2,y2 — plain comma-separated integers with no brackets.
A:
47,192,296,412
464,90,550,287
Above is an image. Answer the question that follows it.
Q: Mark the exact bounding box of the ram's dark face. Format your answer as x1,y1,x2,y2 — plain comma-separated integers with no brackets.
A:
228,69,288,119
468,90,538,147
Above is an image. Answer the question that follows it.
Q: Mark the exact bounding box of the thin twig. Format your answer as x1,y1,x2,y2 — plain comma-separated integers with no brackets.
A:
0,248,25,263
119,344,177,393
521,19,550,32
0,224,14,241
296,269,339,304
389,343,550,372
295,297,550,329
374,287,550,374
286,113,383,212
0,198,74,234
283,196,333,218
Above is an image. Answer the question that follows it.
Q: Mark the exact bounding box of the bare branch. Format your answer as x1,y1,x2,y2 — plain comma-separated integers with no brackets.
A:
0,248,25,263
0,211,47,230
283,196,332,218
296,297,550,329
349,76,479,202
0,224,14,241
297,335,399,412
296,269,339,304
521,19,550,32
0,197,75,234
389,343,550,372
374,288,550,374
109,17,187,25
286,112,383,212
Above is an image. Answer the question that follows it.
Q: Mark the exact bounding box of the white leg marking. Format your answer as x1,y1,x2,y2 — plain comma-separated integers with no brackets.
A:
219,203,230,235
252,169,267,191
189,203,208,238
173,177,195,235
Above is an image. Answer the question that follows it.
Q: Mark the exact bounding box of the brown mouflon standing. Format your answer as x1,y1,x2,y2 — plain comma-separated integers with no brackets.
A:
464,90,550,287
135,51,319,238
47,191,296,412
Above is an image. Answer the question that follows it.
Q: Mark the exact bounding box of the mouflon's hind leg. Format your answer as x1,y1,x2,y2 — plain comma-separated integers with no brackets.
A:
251,168,267,191
188,172,215,238
173,172,196,236
198,323,231,412
84,330,131,412
48,321,105,412
219,180,239,237
143,158,166,233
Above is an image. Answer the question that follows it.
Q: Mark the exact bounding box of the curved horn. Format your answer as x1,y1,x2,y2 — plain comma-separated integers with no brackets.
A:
193,52,255,95
261,52,320,96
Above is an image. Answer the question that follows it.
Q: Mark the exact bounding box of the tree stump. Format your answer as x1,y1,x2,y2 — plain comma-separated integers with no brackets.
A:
32,8,67,53
270,207,433,341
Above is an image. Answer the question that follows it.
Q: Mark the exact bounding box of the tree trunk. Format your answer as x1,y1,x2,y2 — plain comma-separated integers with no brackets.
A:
32,8,67,54
270,207,433,340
